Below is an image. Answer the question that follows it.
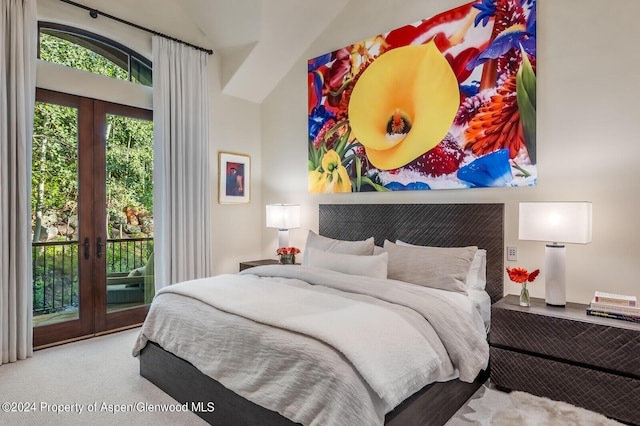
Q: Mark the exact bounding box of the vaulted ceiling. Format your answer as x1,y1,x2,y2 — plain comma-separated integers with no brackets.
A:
183,0,349,103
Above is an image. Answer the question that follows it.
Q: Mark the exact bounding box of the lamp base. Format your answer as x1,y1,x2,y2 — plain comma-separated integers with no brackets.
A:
545,244,566,307
277,229,289,249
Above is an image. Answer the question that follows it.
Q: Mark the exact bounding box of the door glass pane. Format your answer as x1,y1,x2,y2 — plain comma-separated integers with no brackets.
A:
105,114,154,312
32,102,80,326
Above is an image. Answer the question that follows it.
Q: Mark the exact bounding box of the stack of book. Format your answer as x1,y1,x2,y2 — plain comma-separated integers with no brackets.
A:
586,291,639,323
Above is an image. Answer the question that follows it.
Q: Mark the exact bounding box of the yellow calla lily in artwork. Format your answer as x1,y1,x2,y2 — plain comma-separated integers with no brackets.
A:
308,170,327,193
309,150,352,193
348,40,460,170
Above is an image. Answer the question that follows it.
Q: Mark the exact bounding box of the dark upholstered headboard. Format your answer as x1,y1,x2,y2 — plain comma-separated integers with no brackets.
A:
319,203,504,304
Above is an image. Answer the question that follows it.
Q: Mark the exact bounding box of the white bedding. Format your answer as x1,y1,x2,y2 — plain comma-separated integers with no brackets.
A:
469,289,492,333
133,265,489,426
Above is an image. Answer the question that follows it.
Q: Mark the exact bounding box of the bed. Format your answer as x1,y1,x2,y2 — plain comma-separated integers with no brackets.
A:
134,203,504,426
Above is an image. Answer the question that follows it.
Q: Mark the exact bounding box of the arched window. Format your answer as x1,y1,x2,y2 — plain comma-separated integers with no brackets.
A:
38,22,152,87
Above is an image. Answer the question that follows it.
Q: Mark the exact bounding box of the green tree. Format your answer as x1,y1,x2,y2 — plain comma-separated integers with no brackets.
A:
40,33,129,81
105,114,154,230
32,102,78,241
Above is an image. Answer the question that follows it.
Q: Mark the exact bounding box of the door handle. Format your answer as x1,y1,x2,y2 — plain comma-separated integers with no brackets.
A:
84,237,90,260
96,237,103,258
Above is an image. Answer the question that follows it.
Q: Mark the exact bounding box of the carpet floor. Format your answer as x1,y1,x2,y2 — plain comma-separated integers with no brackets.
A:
0,328,625,425
0,328,207,425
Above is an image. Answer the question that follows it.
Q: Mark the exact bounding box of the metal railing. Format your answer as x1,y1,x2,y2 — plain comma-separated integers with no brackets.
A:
32,237,153,315
106,237,154,274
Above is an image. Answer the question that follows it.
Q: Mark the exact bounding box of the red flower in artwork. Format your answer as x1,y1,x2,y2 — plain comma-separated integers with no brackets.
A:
506,267,539,284
406,135,464,177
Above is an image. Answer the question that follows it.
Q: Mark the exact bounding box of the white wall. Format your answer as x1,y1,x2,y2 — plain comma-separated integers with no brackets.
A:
208,59,264,274
261,0,640,304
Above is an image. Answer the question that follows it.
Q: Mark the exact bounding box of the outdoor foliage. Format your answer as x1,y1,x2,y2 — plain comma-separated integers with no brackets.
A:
105,114,154,230
40,32,129,81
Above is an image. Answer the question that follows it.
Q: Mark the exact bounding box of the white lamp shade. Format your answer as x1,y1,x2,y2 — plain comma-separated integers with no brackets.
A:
266,204,300,230
519,202,592,244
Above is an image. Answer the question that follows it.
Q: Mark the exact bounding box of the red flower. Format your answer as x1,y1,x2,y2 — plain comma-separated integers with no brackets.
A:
506,266,539,284
277,247,301,256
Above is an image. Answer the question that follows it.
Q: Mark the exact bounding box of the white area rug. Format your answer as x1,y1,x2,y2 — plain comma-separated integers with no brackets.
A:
446,383,623,426
492,391,623,426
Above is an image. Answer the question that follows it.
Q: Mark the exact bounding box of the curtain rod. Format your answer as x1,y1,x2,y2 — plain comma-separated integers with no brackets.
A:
59,0,213,55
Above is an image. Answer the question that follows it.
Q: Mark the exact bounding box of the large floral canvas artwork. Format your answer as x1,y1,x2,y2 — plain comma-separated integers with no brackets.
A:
308,0,536,193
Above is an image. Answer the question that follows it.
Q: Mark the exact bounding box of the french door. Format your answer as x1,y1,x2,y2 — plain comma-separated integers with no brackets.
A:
32,88,154,347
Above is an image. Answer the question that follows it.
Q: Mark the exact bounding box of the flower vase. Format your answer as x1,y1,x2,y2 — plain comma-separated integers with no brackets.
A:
280,254,295,265
520,283,530,307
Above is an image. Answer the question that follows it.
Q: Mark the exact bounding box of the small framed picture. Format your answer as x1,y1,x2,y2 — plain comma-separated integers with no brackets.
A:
218,151,251,204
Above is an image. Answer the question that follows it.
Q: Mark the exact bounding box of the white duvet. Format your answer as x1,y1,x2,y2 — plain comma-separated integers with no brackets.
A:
133,265,489,426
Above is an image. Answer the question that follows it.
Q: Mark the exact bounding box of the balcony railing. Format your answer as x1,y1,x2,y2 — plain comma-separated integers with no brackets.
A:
32,237,153,316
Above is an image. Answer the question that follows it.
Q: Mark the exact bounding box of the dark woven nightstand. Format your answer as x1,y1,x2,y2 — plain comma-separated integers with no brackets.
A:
490,295,640,425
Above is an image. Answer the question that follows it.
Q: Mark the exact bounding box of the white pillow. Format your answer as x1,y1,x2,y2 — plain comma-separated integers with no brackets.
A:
466,249,487,290
307,248,388,279
302,230,375,265
384,240,477,293
396,240,487,290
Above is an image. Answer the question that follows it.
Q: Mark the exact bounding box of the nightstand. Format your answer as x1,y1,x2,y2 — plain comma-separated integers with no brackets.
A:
490,295,640,425
239,259,281,271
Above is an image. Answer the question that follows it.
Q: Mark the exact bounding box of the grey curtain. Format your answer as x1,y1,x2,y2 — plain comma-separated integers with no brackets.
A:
152,36,213,290
0,0,37,365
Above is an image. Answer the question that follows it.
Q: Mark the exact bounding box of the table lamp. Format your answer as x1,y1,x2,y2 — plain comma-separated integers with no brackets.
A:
266,204,300,248
519,202,592,306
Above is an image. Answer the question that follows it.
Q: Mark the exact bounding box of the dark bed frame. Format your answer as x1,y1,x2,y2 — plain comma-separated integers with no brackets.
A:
139,203,505,426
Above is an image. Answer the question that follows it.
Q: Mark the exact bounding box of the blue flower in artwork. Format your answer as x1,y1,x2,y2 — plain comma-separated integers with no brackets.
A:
474,0,537,29
467,0,537,70
308,105,334,141
521,0,536,9
385,181,431,191
524,1,537,43
457,149,513,187
466,26,535,70
472,0,496,27
460,81,480,98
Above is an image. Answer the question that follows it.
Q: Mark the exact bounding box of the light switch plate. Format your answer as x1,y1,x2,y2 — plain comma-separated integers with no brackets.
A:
507,246,517,261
